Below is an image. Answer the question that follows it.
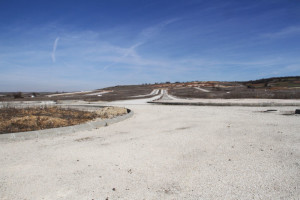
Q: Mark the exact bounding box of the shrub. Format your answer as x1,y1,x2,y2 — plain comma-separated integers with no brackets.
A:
13,92,23,99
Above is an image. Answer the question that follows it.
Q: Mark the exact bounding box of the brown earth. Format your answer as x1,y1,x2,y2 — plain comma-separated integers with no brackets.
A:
94,106,129,118
0,106,128,134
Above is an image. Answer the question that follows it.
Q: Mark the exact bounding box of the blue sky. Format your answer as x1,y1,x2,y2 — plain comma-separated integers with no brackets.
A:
0,0,300,91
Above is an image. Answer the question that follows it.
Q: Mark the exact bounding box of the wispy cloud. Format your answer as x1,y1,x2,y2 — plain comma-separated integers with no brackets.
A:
1,9,299,92
102,18,179,70
262,26,300,39
140,18,179,39
102,42,143,70
51,37,60,63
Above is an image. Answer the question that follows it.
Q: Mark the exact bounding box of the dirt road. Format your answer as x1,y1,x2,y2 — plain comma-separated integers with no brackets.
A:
194,87,210,92
1,105,299,199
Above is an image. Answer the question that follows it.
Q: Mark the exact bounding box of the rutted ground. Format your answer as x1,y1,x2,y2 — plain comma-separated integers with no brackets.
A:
1,105,299,199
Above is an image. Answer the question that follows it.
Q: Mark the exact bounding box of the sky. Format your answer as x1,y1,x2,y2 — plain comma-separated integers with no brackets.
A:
0,0,300,92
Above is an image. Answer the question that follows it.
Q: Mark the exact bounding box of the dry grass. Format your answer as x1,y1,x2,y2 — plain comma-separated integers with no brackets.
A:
169,87,300,99
0,106,128,134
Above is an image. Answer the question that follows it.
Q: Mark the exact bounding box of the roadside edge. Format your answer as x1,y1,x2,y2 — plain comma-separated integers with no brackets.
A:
0,109,133,141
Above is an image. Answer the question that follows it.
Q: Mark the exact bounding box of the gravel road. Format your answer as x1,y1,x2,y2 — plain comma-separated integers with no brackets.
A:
1,105,299,199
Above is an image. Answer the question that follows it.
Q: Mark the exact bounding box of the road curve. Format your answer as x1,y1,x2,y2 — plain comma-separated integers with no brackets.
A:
1,105,299,199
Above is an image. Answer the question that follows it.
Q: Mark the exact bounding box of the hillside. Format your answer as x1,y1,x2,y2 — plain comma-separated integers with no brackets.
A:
243,76,300,89
1,76,300,101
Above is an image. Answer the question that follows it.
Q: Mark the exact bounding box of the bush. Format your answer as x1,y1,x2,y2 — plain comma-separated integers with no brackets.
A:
13,92,23,99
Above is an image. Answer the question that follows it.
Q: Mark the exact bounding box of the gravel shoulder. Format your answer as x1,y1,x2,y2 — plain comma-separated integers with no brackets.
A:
1,104,300,199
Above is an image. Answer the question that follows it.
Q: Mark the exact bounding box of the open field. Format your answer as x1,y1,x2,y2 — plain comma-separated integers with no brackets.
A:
0,85,157,102
1,76,299,102
1,104,299,199
169,86,300,99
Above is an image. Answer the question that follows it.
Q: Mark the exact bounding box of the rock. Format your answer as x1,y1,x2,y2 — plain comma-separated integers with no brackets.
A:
264,109,277,112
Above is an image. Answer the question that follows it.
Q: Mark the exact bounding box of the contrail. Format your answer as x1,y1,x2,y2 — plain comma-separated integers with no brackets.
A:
103,42,143,70
51,37,60,63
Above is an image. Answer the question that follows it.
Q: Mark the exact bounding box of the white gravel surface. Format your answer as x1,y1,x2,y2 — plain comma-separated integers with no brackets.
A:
1,105,300,200
131,89,160,98
194,87,210,92
47,91,92,97
106,93,163,105
0,101,56,108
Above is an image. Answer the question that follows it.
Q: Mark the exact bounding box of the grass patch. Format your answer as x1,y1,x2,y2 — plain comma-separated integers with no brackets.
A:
0,106,127,134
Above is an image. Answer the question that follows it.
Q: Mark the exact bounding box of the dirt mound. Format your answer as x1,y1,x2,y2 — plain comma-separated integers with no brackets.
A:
95,107,128,119
0,106,128,134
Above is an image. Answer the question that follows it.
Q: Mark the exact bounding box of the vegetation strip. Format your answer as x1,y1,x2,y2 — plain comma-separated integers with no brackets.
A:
0,106,131,139
0,110,133,141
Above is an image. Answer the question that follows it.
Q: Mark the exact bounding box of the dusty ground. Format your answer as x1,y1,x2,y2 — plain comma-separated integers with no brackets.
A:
0,106,128,134
0,104,299,199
